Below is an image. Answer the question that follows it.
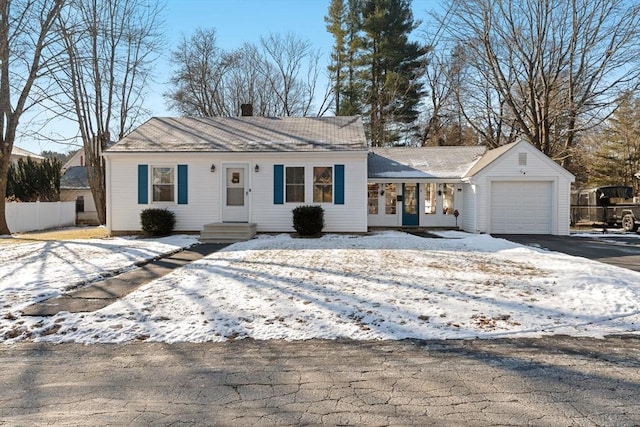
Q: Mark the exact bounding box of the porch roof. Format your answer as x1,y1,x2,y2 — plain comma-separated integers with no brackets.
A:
368,146,486,180
106,116,367,153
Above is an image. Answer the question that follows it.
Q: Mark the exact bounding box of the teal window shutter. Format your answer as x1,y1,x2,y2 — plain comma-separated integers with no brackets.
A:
335,164,345,205
177,164,188,204
138,164,148,204
274,164,284,204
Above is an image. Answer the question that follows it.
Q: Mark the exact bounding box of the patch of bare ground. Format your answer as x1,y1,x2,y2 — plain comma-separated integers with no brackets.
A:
0,226,108,245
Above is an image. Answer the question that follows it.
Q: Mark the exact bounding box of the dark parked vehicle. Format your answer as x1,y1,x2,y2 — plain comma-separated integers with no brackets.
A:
571,185,640,232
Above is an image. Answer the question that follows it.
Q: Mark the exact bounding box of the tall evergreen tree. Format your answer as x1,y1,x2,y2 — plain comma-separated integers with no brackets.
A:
7,157,61,202
359,0,427,146
325,0,425,143
325,0,363,116
325,0,347,115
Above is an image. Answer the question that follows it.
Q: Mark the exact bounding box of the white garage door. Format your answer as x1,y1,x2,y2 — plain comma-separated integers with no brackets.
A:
490,181,553,234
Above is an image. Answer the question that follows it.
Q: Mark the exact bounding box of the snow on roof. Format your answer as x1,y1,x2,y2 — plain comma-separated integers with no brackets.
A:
368,146,486,180
106,116,368,153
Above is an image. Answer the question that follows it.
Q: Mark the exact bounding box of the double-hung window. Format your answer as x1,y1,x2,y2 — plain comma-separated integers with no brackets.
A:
313,166,333,203
367,183,379,214
286,167,305,203
424,183,436,214
152,166,175,202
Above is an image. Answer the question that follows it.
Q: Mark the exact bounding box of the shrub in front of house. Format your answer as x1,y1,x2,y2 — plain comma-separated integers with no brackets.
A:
292,205,325,237
140,208,176,236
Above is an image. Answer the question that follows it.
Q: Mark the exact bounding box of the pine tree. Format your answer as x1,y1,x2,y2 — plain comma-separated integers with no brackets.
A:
359,0,427,146
325,0,363,116
325,0,347,115
7,157,61,202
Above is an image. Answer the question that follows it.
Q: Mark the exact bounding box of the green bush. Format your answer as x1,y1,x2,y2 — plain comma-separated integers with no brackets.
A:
7,157,61,202
292,205,324,237
140,208,176,236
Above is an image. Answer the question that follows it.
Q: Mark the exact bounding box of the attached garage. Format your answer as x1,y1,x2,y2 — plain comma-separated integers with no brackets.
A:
367,140,574,235
463,140,575,236
490,181,553,234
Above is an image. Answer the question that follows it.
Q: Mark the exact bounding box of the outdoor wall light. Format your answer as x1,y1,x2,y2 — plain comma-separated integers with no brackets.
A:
380,189,385,196
210,164,216,173
255,164,260,173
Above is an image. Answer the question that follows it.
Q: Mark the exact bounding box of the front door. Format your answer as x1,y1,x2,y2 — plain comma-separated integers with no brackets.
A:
402,183,419,226
222,165,249,222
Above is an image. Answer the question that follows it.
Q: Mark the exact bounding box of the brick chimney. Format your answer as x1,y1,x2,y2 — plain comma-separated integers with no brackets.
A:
240,104,253,116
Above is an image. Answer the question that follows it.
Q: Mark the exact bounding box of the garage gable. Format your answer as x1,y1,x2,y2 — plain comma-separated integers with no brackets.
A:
464,140,574,182
464,141,575,235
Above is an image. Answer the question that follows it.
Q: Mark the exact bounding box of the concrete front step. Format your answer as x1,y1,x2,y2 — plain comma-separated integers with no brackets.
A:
199,222,257,243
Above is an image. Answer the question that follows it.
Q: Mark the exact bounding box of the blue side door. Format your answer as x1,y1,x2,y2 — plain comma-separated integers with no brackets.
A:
402,183,419,226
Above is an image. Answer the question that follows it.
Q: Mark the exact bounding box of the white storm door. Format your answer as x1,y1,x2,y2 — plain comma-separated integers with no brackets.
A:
222,165,249,222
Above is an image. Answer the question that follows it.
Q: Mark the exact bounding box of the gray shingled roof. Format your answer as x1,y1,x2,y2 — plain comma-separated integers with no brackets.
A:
369,146,486,180
463,141,516,178
106,116,368,153
60,166,89,189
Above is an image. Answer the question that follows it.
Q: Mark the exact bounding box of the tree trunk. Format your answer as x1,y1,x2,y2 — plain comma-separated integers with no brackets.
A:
0,153,10,235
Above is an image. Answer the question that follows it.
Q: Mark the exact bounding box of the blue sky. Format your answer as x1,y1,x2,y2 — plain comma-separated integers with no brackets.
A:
147,0,340,116
149,0,440,115
20,0,441,154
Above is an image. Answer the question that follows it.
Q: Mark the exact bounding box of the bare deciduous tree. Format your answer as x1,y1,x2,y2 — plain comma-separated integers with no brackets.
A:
166,28,239,117
0,0,65,234
55,0,163,224
438,0,640,165
165,30,330,118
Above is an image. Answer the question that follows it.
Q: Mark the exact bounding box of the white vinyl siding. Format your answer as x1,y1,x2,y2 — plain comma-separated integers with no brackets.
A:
106,155,220,232
465,141,574,236
255,153,367,232
461,183,476,232
105,151,367,234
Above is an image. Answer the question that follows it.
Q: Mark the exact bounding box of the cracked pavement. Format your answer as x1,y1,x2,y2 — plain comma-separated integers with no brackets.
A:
1,336,639,426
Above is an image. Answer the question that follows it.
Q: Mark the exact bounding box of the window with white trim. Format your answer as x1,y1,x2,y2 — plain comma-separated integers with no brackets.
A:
442,183,455,214
424,183,436,214
285,166,305,203
313,166,333,203
385,183,397,214
368,183,379,214
152,166,175,202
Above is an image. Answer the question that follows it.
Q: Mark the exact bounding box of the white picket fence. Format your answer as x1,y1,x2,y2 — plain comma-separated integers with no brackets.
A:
5,201,76,233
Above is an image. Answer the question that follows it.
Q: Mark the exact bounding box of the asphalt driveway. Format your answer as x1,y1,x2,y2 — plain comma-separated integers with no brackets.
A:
495,233,640,273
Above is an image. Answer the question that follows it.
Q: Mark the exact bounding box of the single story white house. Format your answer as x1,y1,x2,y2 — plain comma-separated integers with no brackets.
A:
103,115,575,238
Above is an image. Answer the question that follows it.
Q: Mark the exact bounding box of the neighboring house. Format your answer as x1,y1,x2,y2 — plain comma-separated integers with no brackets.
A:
60,149,99,225
10,146,45,164
104,115,575,237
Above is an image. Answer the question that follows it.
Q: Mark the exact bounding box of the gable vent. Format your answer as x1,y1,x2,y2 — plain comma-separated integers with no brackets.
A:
519,152,527,166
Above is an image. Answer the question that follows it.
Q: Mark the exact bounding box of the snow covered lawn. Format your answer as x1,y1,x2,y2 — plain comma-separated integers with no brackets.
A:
1,231,639,344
